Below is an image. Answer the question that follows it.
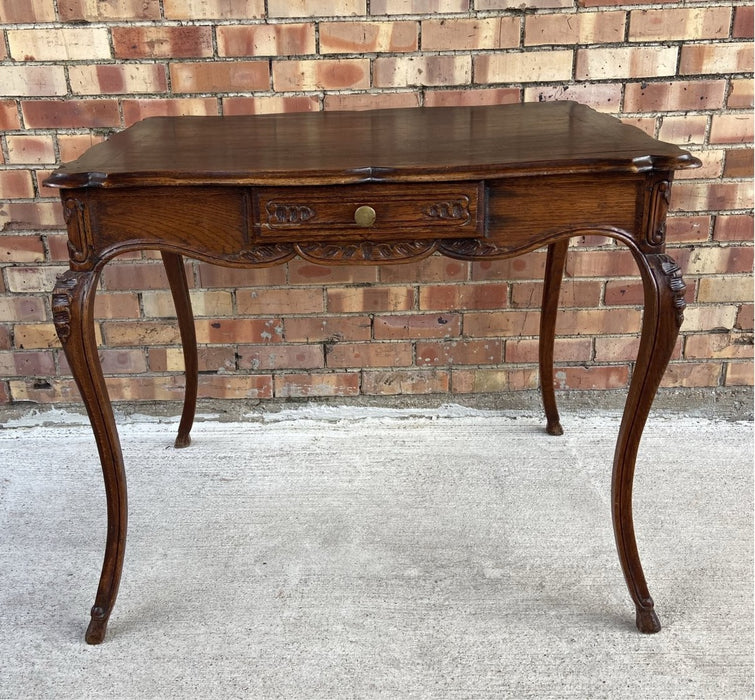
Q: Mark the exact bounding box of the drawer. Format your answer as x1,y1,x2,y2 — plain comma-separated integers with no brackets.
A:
252,183,484,242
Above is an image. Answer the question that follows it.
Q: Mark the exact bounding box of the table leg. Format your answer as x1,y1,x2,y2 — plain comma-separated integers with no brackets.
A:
613,252,686,633
53,269,127,645
161,251,198,448
539,239,569,436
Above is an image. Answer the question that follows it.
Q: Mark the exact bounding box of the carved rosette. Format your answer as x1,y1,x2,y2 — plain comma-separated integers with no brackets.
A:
657,254,686,327
297,240,436,263
52,271,79,344
229,243,296,265
645,180,671,248
63,197,95,269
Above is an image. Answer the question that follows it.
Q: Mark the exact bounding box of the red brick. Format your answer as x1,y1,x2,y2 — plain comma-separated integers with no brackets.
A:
658,115,707,146
320,21,418,53
0,171,35,199
288,260,377,285
419,283,508,311
197,263,287,288
524,84,621,112
525,12,624,45
686,246,753,275
659,362,722,387
372,0,467,11
736,304,753,331
710,114,754,145
327,286,414,313
374,313,461,339
6,135,56,164
425,88,521,108
22,100,120,129
58,0,161,20
122,98,219,125
326,341,412,368
237,344,323,371
147,346,233,373
0,326,9,350
624,80,726,113
268,0,365,16
223,96,320,115
463,311,541,338
237,288,324,315
629,7,731,41
714,214,753,242
198,375,274,400
94,292,141,319
728,80,754,110
680,43,753,75
0,234,44,262
724,149,754,178
450,368,539,394
510,280,602,309
5,351,57,376
725,361,754,386
733,5,754,39
193,318,282,344
684,333,753,360
375,55,472,87
1,202,64,231
479,0,568,8
362,369,449,395
417,339,503,365
423,17,519,50
112,26,213,59
324,92,420,111
164,0,265,19
673,182,753,212
58,134,106,162
285,316,371,342
101,263,171,291
275,372,360,398
69,64,167,95
0,101,20,130
170,62,270,95
0,296,46,322
93,349,148,374
273,59,370,91
552,366,629,390
382,256,468,283
471,253,546,281
218,24,315,57
9,378,81,403
565,249,637,277
0,0,56,21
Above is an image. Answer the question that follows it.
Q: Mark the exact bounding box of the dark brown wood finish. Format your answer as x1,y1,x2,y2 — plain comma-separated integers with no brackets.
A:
46,102,699,643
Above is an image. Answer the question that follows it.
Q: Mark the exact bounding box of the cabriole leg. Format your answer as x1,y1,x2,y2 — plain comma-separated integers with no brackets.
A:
612,252,686,633
161,251,198,448
540,239,569,436
53,269,127,644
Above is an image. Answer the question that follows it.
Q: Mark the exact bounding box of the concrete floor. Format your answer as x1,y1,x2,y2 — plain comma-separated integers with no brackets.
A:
0,403,752,699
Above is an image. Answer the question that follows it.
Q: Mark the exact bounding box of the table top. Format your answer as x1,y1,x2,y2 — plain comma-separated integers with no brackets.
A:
46,102,698,190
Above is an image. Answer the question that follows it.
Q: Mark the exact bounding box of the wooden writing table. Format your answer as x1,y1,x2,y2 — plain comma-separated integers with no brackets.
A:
46,102,699,644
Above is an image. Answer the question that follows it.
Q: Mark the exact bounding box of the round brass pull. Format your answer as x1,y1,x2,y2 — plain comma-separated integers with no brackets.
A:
354,205,376,228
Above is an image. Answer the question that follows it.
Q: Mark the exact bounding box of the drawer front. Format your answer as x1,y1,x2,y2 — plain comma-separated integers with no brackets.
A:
252,183,483,242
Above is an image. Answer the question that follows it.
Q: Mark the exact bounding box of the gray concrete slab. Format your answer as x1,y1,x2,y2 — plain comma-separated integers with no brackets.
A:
0,405,752,699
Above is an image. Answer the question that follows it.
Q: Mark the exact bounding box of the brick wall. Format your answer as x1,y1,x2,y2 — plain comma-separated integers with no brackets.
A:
0,0,752,405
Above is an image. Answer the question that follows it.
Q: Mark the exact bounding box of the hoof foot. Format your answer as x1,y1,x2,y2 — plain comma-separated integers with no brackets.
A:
636,607,661,634
546,421,564,436
85,612,108,645
174,432,191,448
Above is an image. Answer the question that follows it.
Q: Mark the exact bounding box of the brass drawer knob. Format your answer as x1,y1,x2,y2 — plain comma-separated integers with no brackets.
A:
354,205,376,228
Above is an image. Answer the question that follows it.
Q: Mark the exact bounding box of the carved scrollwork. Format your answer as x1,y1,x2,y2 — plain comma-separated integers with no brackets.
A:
63,197,95,268
438,238,513,260
229,243,296,265
423,198,471,223
266,202,315,225
297,240,436,263
645,180,671,248
52,271,79,344
657,254,686,327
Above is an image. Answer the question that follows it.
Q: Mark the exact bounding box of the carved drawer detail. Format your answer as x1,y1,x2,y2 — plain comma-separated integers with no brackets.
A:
252,183,483,242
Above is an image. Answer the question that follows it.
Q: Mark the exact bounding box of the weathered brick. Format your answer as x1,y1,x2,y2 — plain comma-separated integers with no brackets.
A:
171,62,270,94
463,311,541,338
269,0,365,17
524,83,620,111
686,247,753,275
478,0,570,8
122,98,219,125
0,101,20,130
374,55,472,87
374,313,461,339
142,290,231,318
237,288,324,315
658,115,707,146
685,332,753,360
197,263,286,288
218,24,315,57
629,8,731,41
525,12,625,46
6,135,56,165
275,372,360,397
451,368,538,394
723,149,753,179
680,43,754,75
673,182,754,213
273,58,370,90
22,100,120,129
102,322,180,347
475,51,573,83
698,276,753,306
728,80,753,110
5,266,66,293
163,0,265,19
324,92,420,111
102,263,172,291
725,361,753,386
326,286,414,313
69,64,168,95
576,46,677,79
326,341,413,367
321,21,417,54
112,26,213,59
93,293,141,319
714,214,753,242
418,338,503,365
419,283,508,311
13,324,60,350
0,296,46,322
289,260,377,285
0,0,56,22
382,256,467,284
0,234,45,263
362,369,449,395
371,0,468,13
0,202,64,231
148,346,236,373
0,171,35,199
510,280,603,308
8,28,111,61
284,316,372,342
471,253,546,281
682,304,739,332
659,362,721,387
552,366,630,390
194,318,283,344
675,151,723,181
9,378,81,403
710,114,754,145
224,95,320,115
736,304,753,331
0,66,67,97
197,375,274,400
237,344,323,371
423,17,519,50
58,0,161,20
624,80,726,113
425,87,521,108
